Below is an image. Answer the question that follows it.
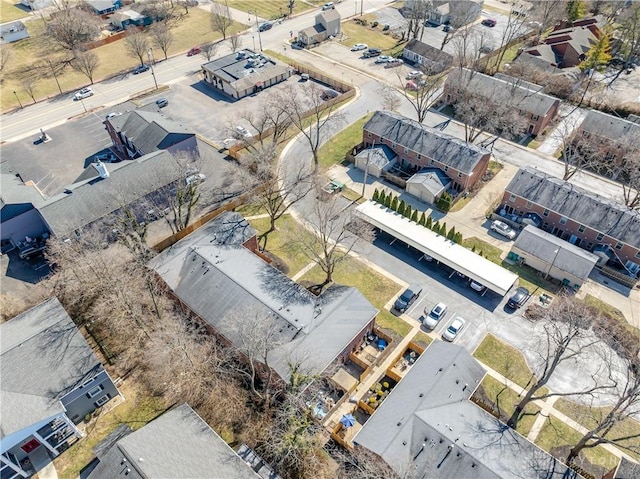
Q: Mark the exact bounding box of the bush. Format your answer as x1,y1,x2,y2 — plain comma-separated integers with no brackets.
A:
384,194,392,208
432,221,440,234
436,192,453,212
447,226,456,241
372,21,379,28
426,216,433,229
419,212,426,225
379,190,386,205
440,222,447,237
397,199,406,216
391,195,399,211
372,188,379,202
411,209,418,222
454,232,463,244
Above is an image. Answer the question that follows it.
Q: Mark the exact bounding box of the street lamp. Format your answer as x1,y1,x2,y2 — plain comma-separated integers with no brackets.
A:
248,10,263,51
147,49,158,90
13,91,23,109
252,35,256,51
80,97,87,113
545,248,560,279
362,146,372,198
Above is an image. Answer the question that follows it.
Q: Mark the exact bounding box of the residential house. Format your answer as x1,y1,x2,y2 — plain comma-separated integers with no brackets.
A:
510,225,599,288
402,39,453,74
85,0,122,16
110,8,152,30
421,0,483,26
0,22,29,44
603,457,640,479
406,168,451,204
518,17,604,71
104,110,197,159
88,403,277,479
297,9,341,46
363,111,491,193
354,341,577,478
501,167,640,279
443,69,560,136
1,298,120,479
19,0,52,10
148,211,379,383
201,50,291,100
574,109,640,168
354,144,397,178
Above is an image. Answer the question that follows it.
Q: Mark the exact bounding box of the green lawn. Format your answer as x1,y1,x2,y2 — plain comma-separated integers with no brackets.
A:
474,375,540,437
316,113,373,171
412,330,432,348
535,417,619,476
501,261,561,296
340,19,399,52
0,0,27,23
299,258,411,338
555,398,640,461
462,237,503,265
473,334,537,389
225,0,319,20
54,381,166,479
234,203,268,218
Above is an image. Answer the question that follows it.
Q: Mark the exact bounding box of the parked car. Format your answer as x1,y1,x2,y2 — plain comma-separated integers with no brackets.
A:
363,48,381,58
300,73,310,81
385,58,403,67
187,46,201,56
507,287,530,309
351,43,368,51
375,55,392,63
394,284,422,313
321,89,339,100
234,126,251,138
156,98,168,108
105,112,121,120
186,173,206,186
442,316,466,342
423,302,448,330
259,22,273,32
481,18,497,27
406,70,422,80
479,44,494,53
322,2,334,10
132,64,150,74
490,220,517,240
443,25,453,32
73,87,93,100
469,280,486,292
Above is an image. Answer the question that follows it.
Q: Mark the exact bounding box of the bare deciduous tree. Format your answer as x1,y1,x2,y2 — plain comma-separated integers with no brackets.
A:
404,0,431,41
529,0,567,42
40,56,67,94
20,76,39,103
393,67,446,123
378,84,401,112
124,27,150,67
200,41,218,61
210,1,233,40
486,9,528,74
150,23,173,60
332,447,401,479
0,44,13,75
71,49,99,84
228,33,242,52
44,0,101,51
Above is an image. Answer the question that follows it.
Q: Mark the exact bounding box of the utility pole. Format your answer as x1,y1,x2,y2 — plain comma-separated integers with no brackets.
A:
362,146,371,198
13,91,23,109
147,50,158,90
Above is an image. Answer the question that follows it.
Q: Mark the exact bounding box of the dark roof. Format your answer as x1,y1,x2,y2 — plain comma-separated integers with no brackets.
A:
505,168,640,250
404,39,453,65
38,151,182,236
1,298,102,439
0,171,46,221
0,21,27,33
364,111,490,174
578,109,640,141
613,457,640,479
354,342,578,479
201,50,290,92
513,226,599,280
108,110,194,156
355,144,397,169
148,213,378,381
85,0,117,12
88,404,260,479
449,69,559,117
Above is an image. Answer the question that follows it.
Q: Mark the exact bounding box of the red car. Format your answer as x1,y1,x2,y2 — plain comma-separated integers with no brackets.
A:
187,46,201,56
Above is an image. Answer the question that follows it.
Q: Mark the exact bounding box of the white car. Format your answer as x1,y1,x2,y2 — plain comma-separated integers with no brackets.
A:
406,70,422,80
490,220,517,240
375,55,392,63
185,173,206,186
322,2,334,10
351,43,368,51
234,126,251,139
442,316,465,342
423,302,448,330
469,280,486,292
73,87,93,100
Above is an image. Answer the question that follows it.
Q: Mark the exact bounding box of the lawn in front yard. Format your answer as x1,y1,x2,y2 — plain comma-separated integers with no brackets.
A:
462,237,503,265
340,19,400,52
316,112,373,171
225,0,318,19
299,257,411,338
54,380,167,479
0,0,27,23
412,330,432,349
473,334,537,389
535,416,619,478
501,261,561,296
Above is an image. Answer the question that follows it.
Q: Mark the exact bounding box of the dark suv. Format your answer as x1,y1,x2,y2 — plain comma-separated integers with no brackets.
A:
363,48,382,58
394,284,422,313
507,287,530,309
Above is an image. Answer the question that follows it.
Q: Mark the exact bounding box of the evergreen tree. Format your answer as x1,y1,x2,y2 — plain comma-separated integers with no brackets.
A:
440,222,447,237
372,188,380,202
566,0,586,22
384,194,392,208
426,216,433,229
379,190,386,205
447,226,456,241
419,212,426,226
411,209,419,222
579,25,612,73
398,199,406,216
433,221,440,234
404,204,412,219
454,232,463,244
472,245,476,253
391,195,399,211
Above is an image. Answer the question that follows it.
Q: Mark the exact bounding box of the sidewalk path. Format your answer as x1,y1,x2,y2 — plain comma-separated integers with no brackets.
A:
537,104,587,155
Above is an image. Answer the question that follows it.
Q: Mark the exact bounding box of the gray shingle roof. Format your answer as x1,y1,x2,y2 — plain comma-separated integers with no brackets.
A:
0,171,46,221
404,39,453,65
148,214,378,381
364,111,490,175
355,144,397,169
578,109,640,141
514,225,599,280
88,404,260,479
1,298,102,439
38,151,182,236
354,342,577,479
108,111,194,156
407,168,451,196
449,69,559,117
505,168,640,250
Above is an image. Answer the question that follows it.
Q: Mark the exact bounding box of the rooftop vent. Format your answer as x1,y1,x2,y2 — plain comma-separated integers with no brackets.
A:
94,160,110,179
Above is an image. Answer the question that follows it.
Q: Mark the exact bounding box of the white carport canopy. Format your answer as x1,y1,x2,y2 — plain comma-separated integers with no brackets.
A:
355,201,518,296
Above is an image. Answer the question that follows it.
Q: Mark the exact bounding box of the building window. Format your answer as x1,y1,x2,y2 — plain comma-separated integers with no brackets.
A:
86,385,104,399
444,165,449,172
404,147,408,154
635,251,640,259
430,159,435,166
417,154,421,160
94,395,110,407
508,194,516,202
367,132,372,138
587,242,593,250
615,242,623,250
525,201,532,208
391,142,396,149
582,130,590,138
559,217,567,225
457,172,462,178
531,114,539,121
578,224,585,233
80,377,95,388
543,209,550,217
596,233,604,241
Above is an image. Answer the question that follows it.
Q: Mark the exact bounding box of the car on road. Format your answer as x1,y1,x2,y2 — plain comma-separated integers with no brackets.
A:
507,287,530,309
442,316,465,342
375,55,392,63
234,126,251,139
132,64,150,74
423,302,448,330
156,98,169,108
363,48,381,58
187,46,201,56
351,43,368,51
394,284,422,313
469,280,486,293
490,220,517,240
259,22,273,32
322,2,334,10
73,87,94,100
481,18,497,27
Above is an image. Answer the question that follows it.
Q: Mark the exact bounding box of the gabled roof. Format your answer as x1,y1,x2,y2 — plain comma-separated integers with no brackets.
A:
364,111,490,175
88,404,260,479
148,213,378,381
355,144,397,169
300,24,326,37
108,110,194,156
0,21,27,34
407,168,451,196
1,298,102,440
505,168,640,250
514,226,599,280
39,150,182,236
354,342,577,479
404,39,453,67
578,109,640,141
448,69,559,117
0,169,46,221
318,9,340,22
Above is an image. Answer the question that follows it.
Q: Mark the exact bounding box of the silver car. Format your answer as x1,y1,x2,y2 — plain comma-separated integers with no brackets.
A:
490,220,517,240
423,302,447,330
73,87,93,100
442,316,466,342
